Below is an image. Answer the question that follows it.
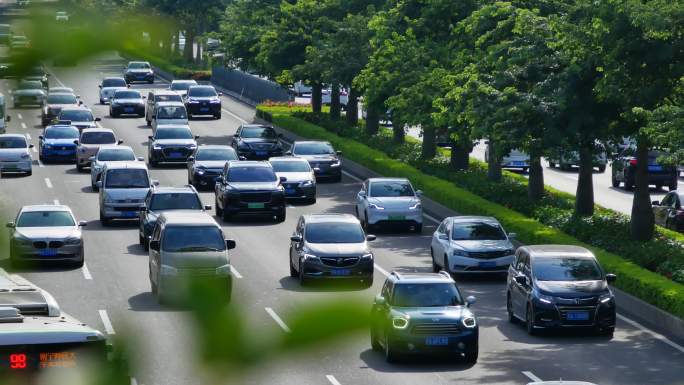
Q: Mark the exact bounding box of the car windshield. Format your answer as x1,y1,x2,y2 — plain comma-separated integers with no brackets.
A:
17,81,41,90
97,148,135,161
195,148,237,161
47,94,77,104
102,78,126,87
155,127,192,140
0,137,27,148
294,142,334,155
451,222,507,241
149,193,202,211
114,91,140,99
533,257,603,281
270,160,311,173
392,283,463,307
128,62,150,69
241,126,277,139
60,110,93,122
17,211,75,227
305,222,365,243
81,132,115,145
370,181,414,197
155,94,182,103
28,67,44,76
157,106,187,119
162,226,225,252
226,166,276,182
188,87,217,97
45,126,79,139
105,169,149,188
170,81,196,91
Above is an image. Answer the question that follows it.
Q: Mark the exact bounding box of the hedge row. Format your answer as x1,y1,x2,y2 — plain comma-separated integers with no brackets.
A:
257,106,684,320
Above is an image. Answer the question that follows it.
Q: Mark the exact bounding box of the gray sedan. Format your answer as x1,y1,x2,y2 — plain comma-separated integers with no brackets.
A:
7,205,87,267
0,134,33,175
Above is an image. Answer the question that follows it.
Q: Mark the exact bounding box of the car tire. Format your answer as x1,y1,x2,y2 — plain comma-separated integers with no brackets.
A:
362,275,373,288
146,119,151,127
92,182,99,192
72,257,84,268
370,325,382,351
669,180,677,191
214,113,221,120
384,335,398,363
298,260,307,286
548,162,556,168
507,293,517,324
526,303,537,335
333,174,342,183
443,254,449,274
611,173,620,188
111,111,118,118
307,196,316,205
414,223,422,234
25,169,32,176
430,248,439,273
76,163,84,172
463,343,478,364
289,253,298,278
99,212,110,227
624,179,635,191
221,205,232,222
276,208,286,223
598,326,615,338
148,79,154,84
100,99,105,105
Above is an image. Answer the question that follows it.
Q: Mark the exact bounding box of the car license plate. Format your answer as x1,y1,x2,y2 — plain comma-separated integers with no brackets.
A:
511,161,525,166
478,261,497,268
425,336,449,346
247,203,265,209
255,151,267,156
388,215,405,221
648,165,662,172
566,311,589,321
285,187,296,195
169,152,183,158
124,107,134,113
121,211,137,218
2,164,17,169
331,269,351,276
39,249,57,257
200,107,209,112
56,150,72,155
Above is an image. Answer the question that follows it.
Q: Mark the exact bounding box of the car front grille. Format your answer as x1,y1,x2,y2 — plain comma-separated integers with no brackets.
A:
251,143,274,151
239,192,272,203
320,256,359,267
48,241,64,248
412,323,462,335
116,199,143,204
162,147,192,157
116,206,141,212
467,250,510,259
33,241,47,249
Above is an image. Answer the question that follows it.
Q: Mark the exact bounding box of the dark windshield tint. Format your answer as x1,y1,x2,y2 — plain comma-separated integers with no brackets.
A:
114,91,141,99
97,148,135,161
188,86,217,97
226,166,276,182
0,137,27,148
17,211,75,227
170,81,196,91
195,148,237,161
370,181,414,197
102,78,127,87
49,87,74,94
392,283,463,307
157,106,187,119
155,94,183,103
149,193,202,211
59,110,93,122
241,126,277,139
451,222,506,241
105,169,149,188
155,127,192,140
293,142,334,155
81,132,115,144
305,222,365,243
47,94,77,104
270,160,311,173
45,126,79,139
128,62,150,69
28,67,44,76
17,81,42,90
533,257,603,281
162,226,225,252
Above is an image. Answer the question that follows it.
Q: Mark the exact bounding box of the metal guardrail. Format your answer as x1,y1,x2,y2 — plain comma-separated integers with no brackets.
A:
210,66,289,104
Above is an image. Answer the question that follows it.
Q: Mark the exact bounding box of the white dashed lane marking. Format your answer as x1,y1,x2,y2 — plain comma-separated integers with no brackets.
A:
82,262,93,280
265,307,291,333
326,375,342,385
522,371,542,382
44,178,53,188
98,310,115,335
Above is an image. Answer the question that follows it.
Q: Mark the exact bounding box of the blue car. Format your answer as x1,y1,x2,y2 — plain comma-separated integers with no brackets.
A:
39,124,80,162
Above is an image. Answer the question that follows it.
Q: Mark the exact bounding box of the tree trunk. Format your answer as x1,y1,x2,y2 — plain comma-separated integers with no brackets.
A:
630,138,655,241
330,85,341,120
421,125,437,160
183,30,195,62
575,145,595,216
392,122,404,143
487,138,502,181
527,149,544,201
450,138,470,171
346,87,358,126
365,105,379,136
311,82,322,114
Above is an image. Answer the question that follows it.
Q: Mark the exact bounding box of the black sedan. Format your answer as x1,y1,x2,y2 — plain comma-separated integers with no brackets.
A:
188,145,239,189
148,125,198,166
110,89,145,118
231,124,285,160
652,191,684,232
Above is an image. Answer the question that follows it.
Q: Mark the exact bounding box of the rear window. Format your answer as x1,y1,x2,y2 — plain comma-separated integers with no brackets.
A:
162,226,225,252
17,81,42,90
17,211,75,227
157,106,187,119
102,78,127,88
97,148,135,161
155,94,183,103
81,132,115,145
47,94,77,104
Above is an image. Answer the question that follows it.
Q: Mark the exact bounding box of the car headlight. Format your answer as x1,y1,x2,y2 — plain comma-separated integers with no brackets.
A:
462,316,477,329
538,293,555,304
43,143,52,149
188,144,197,149
599,292,614,304
196,168,205,175
368,203,384,210
360,253,373,261
187,99,200,104
302,253,319,262
103,195,114,204
392,316,409,329
330,159,341,167
409,202,421,210
452,249,468,257
211,99,221,104
216,264,232,275
153,144,162,150
111,102,120,107
12,235,32,245
64,237,81,245
299,180,314,187
160,264,178,276
20,153,30,159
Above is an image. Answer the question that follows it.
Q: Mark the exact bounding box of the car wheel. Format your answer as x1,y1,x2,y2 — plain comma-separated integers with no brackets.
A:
624,178,635,191
507,293,517,324
25,169,32,176
99,211,110,227
597,326,615,338
548,162,556,168
414,223,422,234
370,325,382,351
307,196,317,205
298,260,307,286
221,205,232,222
430,248,439,273
655,183,663,191
111,111,118,118
443,254,449,273
669,180,677,191
384,334,398,363
463,342,478,364
276,208,286,223
526,303,537,335
151,279,157,295
72,257,84,268
214,113,221,120
92,182,99,192
146,119,151,127
76,163,84,172
362,275,373,288
100,98,104,105
289,252,298,278
611,173,620,188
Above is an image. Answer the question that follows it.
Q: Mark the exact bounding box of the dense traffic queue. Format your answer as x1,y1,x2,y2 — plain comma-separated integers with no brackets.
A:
0,60,617,381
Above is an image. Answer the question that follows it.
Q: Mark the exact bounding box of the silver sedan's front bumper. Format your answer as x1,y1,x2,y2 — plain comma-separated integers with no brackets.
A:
11,240,83,263
0,160,32,173
366,207,423,225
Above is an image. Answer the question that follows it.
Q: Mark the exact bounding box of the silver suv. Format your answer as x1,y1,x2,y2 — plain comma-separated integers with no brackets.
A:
148,211,236,304
97,162,158,225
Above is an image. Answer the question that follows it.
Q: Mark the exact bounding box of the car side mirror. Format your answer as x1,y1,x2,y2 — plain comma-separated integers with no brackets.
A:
358,191,367,198
465,295,477,307
187,156,194,162
606,273,617,283
203,205,211,211
28,144,34,148
137,156,144,161
149,240,160,251
290,235,302,242
285,151,292,155
98,85,102,88
438,233,448,241
95,117,101,122
73,140,79,145
336,150,342,155
652,201,660,206
238,156,246,161
366,234,376,242
78,220,87,227
194,135,200,140
218,92,223,96
279,176,287,183
117,140,124,144
6,222,15,228
514,275,528,286
225,239,236,250
374,295,386,306
88,156,95,162
142,96,147,99
152,180,160,186
148,135,153,140
78,101,83,105
415,190,423,197
96,181,103,188
39,135,44,140
508,232,517,240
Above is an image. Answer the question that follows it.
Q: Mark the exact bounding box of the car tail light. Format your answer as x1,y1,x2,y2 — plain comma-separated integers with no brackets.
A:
676,210,684,218
629,159,637,166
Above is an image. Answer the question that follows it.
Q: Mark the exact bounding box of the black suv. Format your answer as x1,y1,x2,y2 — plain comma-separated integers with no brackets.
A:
148,125,199,166
231,124,285,160
288,140,342,182
506,245,617,336
214,161,286,222
612,149,677,191
185,85,222,119
371,271,478,363
138,186,210,250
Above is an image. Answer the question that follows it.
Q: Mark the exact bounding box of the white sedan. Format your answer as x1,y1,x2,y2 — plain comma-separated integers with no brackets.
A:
355,177,423,233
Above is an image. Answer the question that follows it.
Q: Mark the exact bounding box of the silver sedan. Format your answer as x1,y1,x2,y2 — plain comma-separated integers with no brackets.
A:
7,205,87,267
0,134,33,176
89,145,142,190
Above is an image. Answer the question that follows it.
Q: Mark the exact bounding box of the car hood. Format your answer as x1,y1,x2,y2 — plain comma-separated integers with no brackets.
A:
304,242,369,257
127,69,152,74
15,227,79,240
14,89,44,96
297,154,337,162
187,96,219,102
226,182,279,190
46,103,77,110
240,138,279,145
535,280,607,297
154,139,196,146
164,250,227,269
0,148,30,161
450,239,513,252
155,118,188,126
368,196,419,210
275,171,313,183
113,98,144,104
195,160,229,169
393,306,473,322
101,87,127,97
103,187,150,200
44,138,78,146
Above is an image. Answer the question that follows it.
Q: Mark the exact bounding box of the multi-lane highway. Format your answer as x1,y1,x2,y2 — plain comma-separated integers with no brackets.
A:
0,54,682,385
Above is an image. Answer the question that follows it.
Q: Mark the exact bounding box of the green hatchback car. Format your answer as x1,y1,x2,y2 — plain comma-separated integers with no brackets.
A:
370,271,478,363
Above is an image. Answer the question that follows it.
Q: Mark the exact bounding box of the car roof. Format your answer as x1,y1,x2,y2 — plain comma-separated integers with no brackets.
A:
152,186,197,194
156,101,185,107
0,133,28,140
521,245,594,259
20,204,72,213
114,89,140,95
151,90,180,96
171,79,197,83
303,213,359,224
227,160,271,168
293,140,331,145
104,161,148,170
80,127,114,134
98,144,132,152
448,216,500,224
103,76,125,80
159,211,218,226
389,271,455,284
60,106,92,112
188,84,214,89
368,177,410,183
269,156,308,162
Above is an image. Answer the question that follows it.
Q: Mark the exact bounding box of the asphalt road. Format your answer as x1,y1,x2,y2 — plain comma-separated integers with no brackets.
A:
0,54,682,385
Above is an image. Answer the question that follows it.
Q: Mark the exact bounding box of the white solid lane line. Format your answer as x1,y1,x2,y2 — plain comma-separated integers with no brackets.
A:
265,307,291,333
221,107,247,124
130,378,138,385
98,310,116,335
617,314,684,354
20,122,26,129
341,170,362,182
374,264,389,277
37,159,44,167
326,375,342,385
25,133,30,140
522,371,542,382
44,178,53,188
82,262,93,280
230,265,242,279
